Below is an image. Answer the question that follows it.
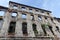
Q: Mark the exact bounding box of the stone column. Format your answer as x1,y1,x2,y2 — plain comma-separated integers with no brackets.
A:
0,11,11,37
15,12,23,37
27,14,35,37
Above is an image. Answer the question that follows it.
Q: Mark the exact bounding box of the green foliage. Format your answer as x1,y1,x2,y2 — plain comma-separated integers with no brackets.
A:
41,24,49,28
34,30,38,34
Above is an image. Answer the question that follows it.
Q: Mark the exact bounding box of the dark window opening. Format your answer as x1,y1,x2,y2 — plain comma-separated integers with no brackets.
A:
32,24,38,36
36,9,39,12
0,17,3,20
41,25,47,36
8,22,16,35
22,7,25,9
47,12,49,15
40,10,44,13
22,22,28,36
51,18,53,22
29,8,32,10
31,15,34,20
56,26,60,33
49,26,54,35
0,17,3,30
21,7,26,10
45,17,47,19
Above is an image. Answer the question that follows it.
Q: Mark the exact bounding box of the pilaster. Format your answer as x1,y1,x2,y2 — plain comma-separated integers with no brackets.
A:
0,11,11,37
15,12,23,37
27,14,35,37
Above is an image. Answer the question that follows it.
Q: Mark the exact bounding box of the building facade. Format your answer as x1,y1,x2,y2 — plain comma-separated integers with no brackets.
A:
0,1,60,40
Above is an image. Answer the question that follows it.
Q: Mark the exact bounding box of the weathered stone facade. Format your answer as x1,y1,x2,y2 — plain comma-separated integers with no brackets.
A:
0,1,60,40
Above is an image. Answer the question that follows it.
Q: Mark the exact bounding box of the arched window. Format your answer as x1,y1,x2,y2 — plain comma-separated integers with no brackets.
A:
13,5,18,9
38,15,42,21
49,26,54,35
0,11,5,16
31,15,34,20
22,22,28,36
56,26,60,33
11,13,17,17
21,6,26,10
8,21,16,35
22,13,26,19
32,24,38,36
41,24,47,36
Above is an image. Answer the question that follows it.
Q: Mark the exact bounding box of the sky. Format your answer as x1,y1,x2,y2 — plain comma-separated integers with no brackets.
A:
0,0,60,18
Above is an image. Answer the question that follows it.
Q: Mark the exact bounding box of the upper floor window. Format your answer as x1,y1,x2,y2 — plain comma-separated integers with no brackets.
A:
36,9,39,12
13,6,18,9
45,17,47,19
47,12,49,15
38,16,42,21
22,13,27,19
31,15,34,20
29,8,32,12
51,18,53,22
13,5,18,9
21,6,26,10
40,10,44,13
11,13,17,18
56,26,60,33
0,11,5,16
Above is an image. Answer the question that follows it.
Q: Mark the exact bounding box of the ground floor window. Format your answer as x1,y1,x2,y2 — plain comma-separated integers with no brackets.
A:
8,21,16,35
22,22,28,36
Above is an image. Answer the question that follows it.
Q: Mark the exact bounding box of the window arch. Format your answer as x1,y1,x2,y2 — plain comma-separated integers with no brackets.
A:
21,6,26,10
22,22,28,36
49,26,54,35
0,11,5,16
13,5,18,9
41,24,47,36
38,15,42,21
8,21,16,35
22,13,27,19
56,26,60,33
32,23,38,36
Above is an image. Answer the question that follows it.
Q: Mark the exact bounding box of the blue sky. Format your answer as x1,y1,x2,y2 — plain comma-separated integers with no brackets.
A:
0,0,60,18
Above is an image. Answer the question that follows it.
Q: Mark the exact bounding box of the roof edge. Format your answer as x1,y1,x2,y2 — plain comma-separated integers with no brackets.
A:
9,1,52,13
